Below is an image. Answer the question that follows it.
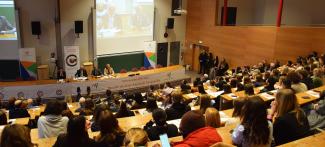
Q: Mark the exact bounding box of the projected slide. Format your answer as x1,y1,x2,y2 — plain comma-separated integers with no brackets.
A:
96,0,154,55
0,0,17,40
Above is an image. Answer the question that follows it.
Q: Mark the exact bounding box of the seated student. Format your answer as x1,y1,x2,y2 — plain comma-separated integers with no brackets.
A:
213,84,232,110
278,76,292,90
307,90,325,129
104,90,118,112
95,110,125,147
199,94,212,114
80,98,95,116
144,108,179,141
269,89,310,145
9,100,30,119
244,84,255,96
312,68,324,88
165,91,191,120
193,77,203,87
145,98,158,113
287,71,308,93
38,100,69,138
75,97,86,112
0,124,36,147
243,76,252,85
91,66,102,77
60,101,74,119
103,64,115,76
205,108,221,128
162,82,174,96
225,97,248,126
130,92,146,110
53,116,96,147
75,66,88,77
91,104,109,132
254,74,265,87
215,77,227,90
7,97,16,110
232,96,273,147
57,67,66,80
260,76,277,93
236,82,245,92
0,109,8,125
198,85,207,94
115,101,135,118
123,128,149,147
298,70,314,90
172,110,222,147
180,80,191,93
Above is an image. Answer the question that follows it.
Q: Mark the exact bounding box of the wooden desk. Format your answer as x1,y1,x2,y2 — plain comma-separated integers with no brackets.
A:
221,87,263,101
279,132,325,147
0,65,189,99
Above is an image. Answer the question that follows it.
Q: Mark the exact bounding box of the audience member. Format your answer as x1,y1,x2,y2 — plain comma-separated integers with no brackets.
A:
165,91,191,120
7,97,16,110
287,71,308,93
123,128,149,147
225,98,248,126
80,98,95,116
199,94,212,114
115,101,135,118
75,97,86,112
270,89,310,145
9,100,30,119
145,97,158,113
298,70,314,90
260,76,277,93
244,84,255,96
205,108,221,128
53,116,96,147
0,124,35,147
91,104,109,132
95,110,125,147
180,80,191,93
130,92,146,110
38,100,69,138
232,96,273,147
0,109,8,125
307,90,325,129
144,108,179,141
60,101,74,119
173,110,222,147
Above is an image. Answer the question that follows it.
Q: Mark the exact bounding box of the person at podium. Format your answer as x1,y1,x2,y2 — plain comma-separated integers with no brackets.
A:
75,66,88,77
57,67,66,80
103,64,115,76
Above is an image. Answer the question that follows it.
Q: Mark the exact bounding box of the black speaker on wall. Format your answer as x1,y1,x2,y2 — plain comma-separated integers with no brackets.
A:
171,0,181,16
167,18,174,29
31,21,41,36
75,21,83,34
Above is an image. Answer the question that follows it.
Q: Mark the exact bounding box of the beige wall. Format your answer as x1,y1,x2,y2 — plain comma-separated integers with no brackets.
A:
15,0,57,65
15,0,187,66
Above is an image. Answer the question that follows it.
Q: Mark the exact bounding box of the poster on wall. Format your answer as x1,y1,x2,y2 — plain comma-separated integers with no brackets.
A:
144,41,156,68
19,48,36,80
64,46,80,78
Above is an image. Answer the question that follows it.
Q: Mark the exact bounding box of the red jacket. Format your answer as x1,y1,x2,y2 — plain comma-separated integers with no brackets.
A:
172,127,223,147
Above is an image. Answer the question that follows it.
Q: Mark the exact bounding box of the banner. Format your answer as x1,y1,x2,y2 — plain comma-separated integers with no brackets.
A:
64,46,80,78
144,41,157,68
0,67,188,99
19,48,36,80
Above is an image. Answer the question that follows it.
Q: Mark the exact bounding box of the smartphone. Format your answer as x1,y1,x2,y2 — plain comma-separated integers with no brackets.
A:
159,133,171,147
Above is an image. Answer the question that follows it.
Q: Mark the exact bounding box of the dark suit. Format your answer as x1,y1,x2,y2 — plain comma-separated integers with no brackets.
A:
75,69,88,77
57,71,66,79
91,69,102,76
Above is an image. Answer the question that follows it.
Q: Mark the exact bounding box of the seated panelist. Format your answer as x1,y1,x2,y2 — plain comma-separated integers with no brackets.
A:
91,66,102,77
57,68,66,80
75,66,88,77
103,64,115,76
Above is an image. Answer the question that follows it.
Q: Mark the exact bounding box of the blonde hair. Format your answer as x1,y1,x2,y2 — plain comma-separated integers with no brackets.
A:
123,128,149,147
205,107,221,128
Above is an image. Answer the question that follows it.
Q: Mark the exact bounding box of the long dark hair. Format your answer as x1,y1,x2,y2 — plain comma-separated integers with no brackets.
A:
66,116,90,145
98,110,124,143
241,96,270,145
146,98,158,113
116,101,133,118
0,110,7,125
199,94,211,113
1,124,35,147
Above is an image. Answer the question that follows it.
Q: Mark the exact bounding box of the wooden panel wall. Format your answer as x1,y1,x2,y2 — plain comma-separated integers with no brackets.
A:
185,0,325,70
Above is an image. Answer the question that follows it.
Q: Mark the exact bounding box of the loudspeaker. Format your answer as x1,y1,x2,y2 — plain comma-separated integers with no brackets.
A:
31,21,41,35
171,0,181,16
75,21,83,34
167,18,174,29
